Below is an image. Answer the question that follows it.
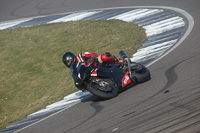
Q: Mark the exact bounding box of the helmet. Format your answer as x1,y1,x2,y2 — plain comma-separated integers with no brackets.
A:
62,52,77,68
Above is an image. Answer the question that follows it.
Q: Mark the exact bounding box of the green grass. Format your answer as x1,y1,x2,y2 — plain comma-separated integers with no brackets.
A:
0,20,147,129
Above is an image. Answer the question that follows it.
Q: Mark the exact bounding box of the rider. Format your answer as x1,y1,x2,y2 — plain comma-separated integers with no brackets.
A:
62,51,123,68
62,51,140,90
63,51,124,91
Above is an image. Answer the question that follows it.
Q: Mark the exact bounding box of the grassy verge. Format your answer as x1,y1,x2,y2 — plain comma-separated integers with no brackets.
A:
0,20,147,129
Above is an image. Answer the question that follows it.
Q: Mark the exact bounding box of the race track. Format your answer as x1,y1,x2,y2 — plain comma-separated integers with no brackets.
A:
1,0,200,133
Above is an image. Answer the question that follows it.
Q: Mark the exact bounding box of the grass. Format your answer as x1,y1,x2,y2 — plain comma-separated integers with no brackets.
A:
0,19,147,129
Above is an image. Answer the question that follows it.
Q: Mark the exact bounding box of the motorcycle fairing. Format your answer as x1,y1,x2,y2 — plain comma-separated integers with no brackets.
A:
90,63,127,88
122,72,132,88
70,62,128,89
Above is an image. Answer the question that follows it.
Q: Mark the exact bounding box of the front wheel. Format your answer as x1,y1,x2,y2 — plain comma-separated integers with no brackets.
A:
131,63,151,83
87,78,118,99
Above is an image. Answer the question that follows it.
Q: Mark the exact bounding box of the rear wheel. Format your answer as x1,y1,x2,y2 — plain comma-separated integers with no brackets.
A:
131,63,151,83
87,78,118,99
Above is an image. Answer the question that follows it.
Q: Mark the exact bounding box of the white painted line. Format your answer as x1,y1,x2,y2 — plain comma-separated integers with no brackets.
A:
28,108,59,118
132,49,167,62
108,9,163,22
132,45,173,61
122,9,163,22
0,18,32,30
116,9,150,20
145,20,184,33
7,119,39,128
108,9,149,21
145,19,184,32
144,17,185,37
146,22,185,37
108,9,142,20
28,100,80,118
28,91,92,117
137,39,177,52
144,16,182,28
64,90,92,100
46,99,81,109
48,11,101,23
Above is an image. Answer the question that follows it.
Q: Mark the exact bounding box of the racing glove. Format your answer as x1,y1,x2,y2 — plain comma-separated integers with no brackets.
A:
88,56,97,63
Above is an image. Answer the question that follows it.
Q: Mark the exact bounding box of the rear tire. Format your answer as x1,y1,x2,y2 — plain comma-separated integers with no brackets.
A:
87,78,118,99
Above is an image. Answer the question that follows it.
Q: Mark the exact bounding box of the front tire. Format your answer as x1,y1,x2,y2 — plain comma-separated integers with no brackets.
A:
87,78,118,99
131,63,151,83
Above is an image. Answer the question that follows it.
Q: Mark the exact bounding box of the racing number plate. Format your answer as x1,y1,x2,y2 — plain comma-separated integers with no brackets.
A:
122,72,132,88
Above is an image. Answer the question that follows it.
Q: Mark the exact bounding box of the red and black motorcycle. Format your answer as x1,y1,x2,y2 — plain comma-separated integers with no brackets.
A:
70,51,151,99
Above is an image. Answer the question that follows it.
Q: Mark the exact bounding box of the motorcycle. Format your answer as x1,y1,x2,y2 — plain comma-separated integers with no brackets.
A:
69,51,151,99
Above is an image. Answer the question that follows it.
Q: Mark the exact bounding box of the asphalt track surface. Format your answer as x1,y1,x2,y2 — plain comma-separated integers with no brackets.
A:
1,0,200,133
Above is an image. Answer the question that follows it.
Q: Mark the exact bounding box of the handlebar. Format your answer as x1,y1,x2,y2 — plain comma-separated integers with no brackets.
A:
119,50,130,62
